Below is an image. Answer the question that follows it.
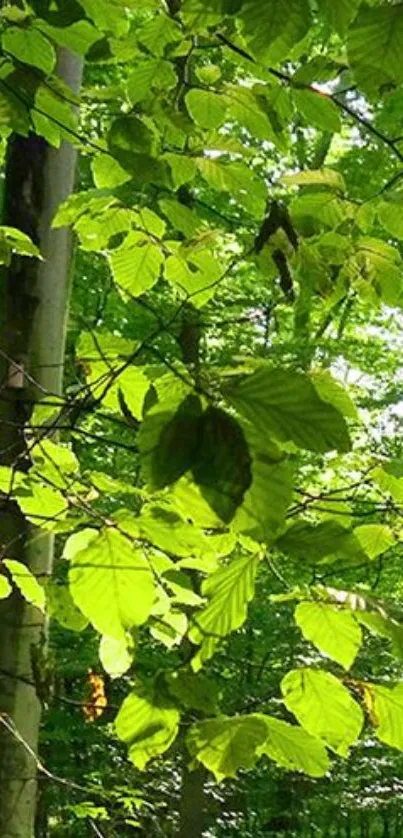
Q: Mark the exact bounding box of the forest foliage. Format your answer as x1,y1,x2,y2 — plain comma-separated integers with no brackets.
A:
1,0,403,834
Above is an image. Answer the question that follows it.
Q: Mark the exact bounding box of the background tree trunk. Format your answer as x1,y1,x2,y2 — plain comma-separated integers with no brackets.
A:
0,49,82,838
178,762,207,838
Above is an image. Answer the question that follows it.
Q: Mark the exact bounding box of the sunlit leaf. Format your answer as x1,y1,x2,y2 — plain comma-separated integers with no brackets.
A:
294,602,362,670
282,668,364,756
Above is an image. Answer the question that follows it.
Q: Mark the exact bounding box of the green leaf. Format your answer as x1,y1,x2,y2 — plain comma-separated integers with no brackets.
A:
186,89,227,129
348,5,403,94
37,20,100,55
3,559,45,612
0,575,12,599
318,0,360,36
239,0,311,65
189,553,259,664
75,0,129,36
92,154,131,189
108,115,155,158
378,199,403,240
364,683,403,751
116,682,180,769
0,226,41,259
166,671,219,714
282,668,364,756
138,13,182,56
192,407,252,524
118,366,150,421
196,64,221,85
224,86,283,146
108,232,164,296
353,525,395,560
233,455,293,543
197,158,266,217
311,370,358,421
291,191,349,230
69,529,155,640
276,520,366,564
170,476,224,529
372,464,403,504
2,26,56,74
294,602,362,670
227,367,351,454
99,634,134,678
32,82,77,147
127,58,177,104
31,439,79,489
137,504,206,558
139,395,203,490
159,199,203,238
150,609,188,648
292,90,341,132
281,168,345,192
63,528,98,560
163,153,197,189
47,582,88,631
187,715,268,781
258,717,330,778
13,478,68,527
164,250,223,308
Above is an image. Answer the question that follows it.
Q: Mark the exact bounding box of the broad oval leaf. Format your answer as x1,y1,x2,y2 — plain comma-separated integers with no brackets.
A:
227,367,351,454
99,634,134,678
363,683,403,751
140,394,203,490
0,575,12,599
294,602,362,670
116,683,180,769
187,714,268,781
189,552,259,669
282,668,364,757
192,407,252,523
3,26,56,74
69,529,155,640
258,716,330,778
3,559,45,613
186,89,227,129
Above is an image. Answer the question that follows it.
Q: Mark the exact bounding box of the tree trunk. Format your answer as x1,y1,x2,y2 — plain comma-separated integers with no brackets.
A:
178,762,206,838
0,48,82,838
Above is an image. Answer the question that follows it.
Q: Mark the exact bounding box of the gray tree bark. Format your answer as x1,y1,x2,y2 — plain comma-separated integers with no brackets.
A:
0,49,82,838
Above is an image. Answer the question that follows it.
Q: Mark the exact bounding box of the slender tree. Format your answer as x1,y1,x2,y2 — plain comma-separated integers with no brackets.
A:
0,48,82,838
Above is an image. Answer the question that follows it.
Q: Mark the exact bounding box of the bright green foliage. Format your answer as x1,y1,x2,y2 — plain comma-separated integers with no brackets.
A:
258,717,330,778
228,368,351,453
99,634,134,678
68,529,155,640
115,682,180,769
239,0,311,64
282,669,364,757
4,0,403,827
2,26,56,74
186,715,269,781
190,553,260,669
166,671,219,714
364,683,403,751
233,456,293,542
294,602,362,669
0,576,11,599
186,89,227,129
292,90,341,133
191,406,252,523
348,5,403,94
3,559,45,612
276,520,366,564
